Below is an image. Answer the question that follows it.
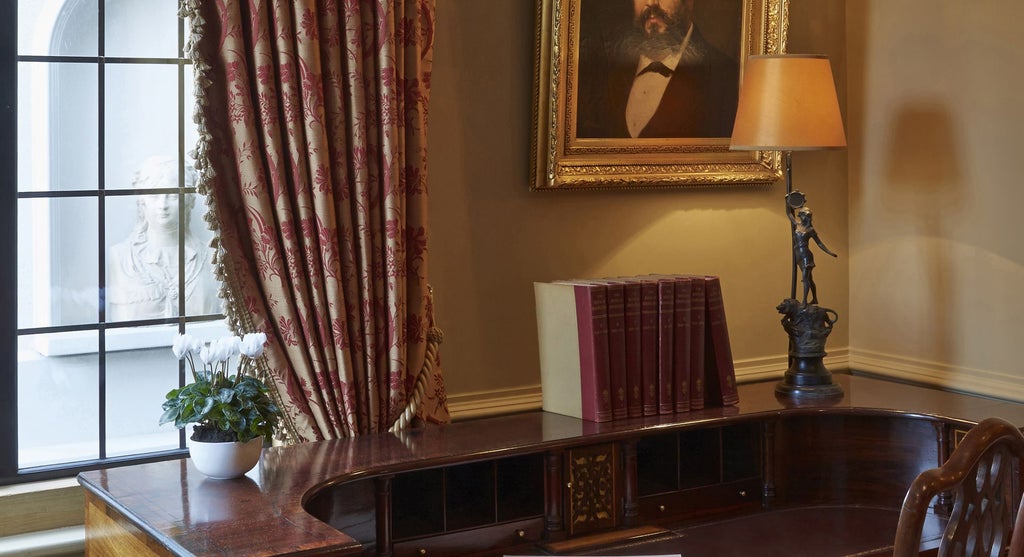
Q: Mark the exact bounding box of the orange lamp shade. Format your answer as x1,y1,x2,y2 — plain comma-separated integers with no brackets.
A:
730,55,846,151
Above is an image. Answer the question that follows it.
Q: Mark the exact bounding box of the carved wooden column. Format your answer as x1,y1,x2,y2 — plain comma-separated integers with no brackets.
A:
375,475,394,557
762,419,776,508
621,439,639,527
544,450,564,539
935,422,953,515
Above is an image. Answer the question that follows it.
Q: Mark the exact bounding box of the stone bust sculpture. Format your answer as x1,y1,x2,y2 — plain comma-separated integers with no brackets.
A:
107,157,220,321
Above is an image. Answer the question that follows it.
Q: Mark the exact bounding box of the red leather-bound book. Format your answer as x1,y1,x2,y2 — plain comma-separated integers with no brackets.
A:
704,276,740,406
621,279,644,418
599,281,628,420
534,281,613,422
639,279,659,416
689,277,706,411
656,279,675,415
672,276,692,413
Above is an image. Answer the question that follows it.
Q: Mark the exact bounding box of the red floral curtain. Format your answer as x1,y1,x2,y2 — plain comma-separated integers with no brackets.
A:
182,0,449,441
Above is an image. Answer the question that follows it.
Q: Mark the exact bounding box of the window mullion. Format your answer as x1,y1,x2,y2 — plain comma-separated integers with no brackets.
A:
96,0,106,461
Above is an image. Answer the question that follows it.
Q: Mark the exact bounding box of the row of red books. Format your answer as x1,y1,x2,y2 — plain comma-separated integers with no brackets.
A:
534,275,739,423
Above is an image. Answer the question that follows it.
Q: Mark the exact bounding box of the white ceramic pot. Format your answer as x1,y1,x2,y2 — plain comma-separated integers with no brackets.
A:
189,436,263,480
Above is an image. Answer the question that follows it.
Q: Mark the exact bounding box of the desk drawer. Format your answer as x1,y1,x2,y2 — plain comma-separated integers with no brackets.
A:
390,517,543,557
638,477,761,523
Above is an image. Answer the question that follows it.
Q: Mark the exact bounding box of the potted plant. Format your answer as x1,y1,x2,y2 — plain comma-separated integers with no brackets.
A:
159,332,281,479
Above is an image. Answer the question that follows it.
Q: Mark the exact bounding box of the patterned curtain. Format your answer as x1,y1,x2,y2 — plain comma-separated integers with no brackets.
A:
181,0,449,441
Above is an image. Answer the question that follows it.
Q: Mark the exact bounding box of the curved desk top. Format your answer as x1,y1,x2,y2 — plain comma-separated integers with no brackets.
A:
78,374,1024,556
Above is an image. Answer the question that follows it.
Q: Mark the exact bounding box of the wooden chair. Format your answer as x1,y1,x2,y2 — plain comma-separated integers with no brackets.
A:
893,417,1024,557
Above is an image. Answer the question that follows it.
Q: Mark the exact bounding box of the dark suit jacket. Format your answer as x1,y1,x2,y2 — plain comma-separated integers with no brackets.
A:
577,26,739,139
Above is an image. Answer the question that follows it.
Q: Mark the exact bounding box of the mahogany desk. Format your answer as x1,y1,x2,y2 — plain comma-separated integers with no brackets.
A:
78,374,1024,556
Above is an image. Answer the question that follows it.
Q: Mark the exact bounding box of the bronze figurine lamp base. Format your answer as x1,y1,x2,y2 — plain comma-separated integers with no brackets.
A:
776,185,842,399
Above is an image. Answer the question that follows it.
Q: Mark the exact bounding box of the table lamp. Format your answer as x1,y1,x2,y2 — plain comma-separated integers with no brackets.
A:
730,54,847,399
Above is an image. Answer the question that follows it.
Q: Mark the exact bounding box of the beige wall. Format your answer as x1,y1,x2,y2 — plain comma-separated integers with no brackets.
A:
428,0,849,413
846,2,1024,399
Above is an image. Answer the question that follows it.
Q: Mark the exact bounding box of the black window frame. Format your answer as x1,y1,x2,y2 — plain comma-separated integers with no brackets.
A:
1,1,220,486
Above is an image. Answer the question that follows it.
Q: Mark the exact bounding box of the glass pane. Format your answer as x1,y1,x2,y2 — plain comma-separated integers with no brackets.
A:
105,189,221,322
18,198,99,329
186,320,233,344
105,324,181,457
18,62,100,192
18,331,100,468
105,0,179,58
184,64,199,159
104,64,179,190
19,0,99,57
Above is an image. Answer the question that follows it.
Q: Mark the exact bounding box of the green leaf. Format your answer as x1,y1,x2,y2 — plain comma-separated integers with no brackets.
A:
158,406,178,425
198,396,216,418
222,406,240,421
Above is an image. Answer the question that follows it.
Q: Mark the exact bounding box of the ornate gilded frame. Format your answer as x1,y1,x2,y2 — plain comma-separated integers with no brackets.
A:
530,0,789,190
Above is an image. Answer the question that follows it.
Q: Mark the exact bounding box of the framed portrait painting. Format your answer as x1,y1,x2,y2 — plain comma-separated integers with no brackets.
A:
530,0,790,190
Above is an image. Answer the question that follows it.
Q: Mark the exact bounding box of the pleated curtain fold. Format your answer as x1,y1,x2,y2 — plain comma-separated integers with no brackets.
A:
182,0,449,441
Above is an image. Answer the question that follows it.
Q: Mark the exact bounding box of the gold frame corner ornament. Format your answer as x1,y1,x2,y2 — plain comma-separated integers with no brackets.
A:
530,0,789,191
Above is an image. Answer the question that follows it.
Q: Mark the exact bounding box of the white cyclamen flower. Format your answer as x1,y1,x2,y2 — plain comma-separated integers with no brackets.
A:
239,332,267,358
199,344,214,366
225,336,242,359
171,334,195,360
206,338,228,364
186,335,205,354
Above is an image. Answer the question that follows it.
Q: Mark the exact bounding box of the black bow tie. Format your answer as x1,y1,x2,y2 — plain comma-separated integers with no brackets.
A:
638,61,673,77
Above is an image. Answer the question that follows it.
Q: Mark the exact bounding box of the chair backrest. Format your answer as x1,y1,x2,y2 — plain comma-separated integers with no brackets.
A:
893,417,1024,557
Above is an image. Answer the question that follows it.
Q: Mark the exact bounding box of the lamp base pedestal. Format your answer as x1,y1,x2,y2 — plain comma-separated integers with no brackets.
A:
775,357,843,399
775,298,843,400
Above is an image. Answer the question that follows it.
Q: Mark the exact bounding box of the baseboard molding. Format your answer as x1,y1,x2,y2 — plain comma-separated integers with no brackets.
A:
448,385,543,421
849,348,1024,403
448,348,852,421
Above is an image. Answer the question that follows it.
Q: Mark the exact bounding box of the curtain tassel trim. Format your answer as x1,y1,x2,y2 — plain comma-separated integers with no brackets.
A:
389,327,444,432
